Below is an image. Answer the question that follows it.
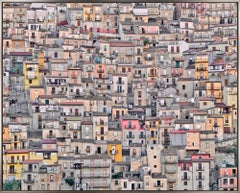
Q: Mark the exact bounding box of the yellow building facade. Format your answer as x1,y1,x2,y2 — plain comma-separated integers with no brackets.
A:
5,150,29,180
107,143,122,162
195,54,209,80
29,150,58,165
206,81,223,102
23,61,40,89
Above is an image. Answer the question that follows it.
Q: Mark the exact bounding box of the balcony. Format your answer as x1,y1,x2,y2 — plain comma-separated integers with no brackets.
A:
81,164,110,168
116,80,124,84
196,166,205,171
115,100,123,105
154,183,163,187
136,51,142,55
95,131,106,135
196,176,205,180
82,174,110,178
7,159,21,164
145,55,153,61
86,67,93,72
95,121,107,126
126,134,135,139
85,10,93,14
148,73,157,77
109,149,119,155
23,178,35,183
181,176,190,180
27,75,37,79
8,169,17,173
196,67,207,71
134,74,144,78
124,125,136,129
22,168,34,173
139,134,145,138
46,134,56,138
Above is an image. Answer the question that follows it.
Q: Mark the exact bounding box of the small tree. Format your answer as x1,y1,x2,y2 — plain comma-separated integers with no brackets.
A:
143,39,149,45
65,178,75,186
3,180,21,191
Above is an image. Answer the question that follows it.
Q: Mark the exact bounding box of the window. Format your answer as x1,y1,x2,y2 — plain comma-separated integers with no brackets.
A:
184,181,188,185
43,153,51,159
124,181,127,188
54,52,58,58
50,175,54,182
182,85,186,90
230,179,234,184
103,45,107,51
29,80,32,84
157,180,161,186
154,165,157,168
115,180,118,185
97,147,101,154
73,132,77,138
41,184,45,190
154,155,157,159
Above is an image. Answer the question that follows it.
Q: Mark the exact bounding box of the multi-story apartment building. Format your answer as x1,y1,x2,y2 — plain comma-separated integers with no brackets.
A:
218,167,237,191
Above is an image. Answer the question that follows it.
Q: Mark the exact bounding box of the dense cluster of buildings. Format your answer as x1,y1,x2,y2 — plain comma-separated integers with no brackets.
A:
2,2,238,191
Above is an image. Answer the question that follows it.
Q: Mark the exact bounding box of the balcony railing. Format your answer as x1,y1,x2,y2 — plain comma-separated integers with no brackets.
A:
154,183,163,187
46,134,56,138
95,131,106,135
23,179,35,183
196,67,207,71
124,125,136,129
8,169,17,173
81,164,110,168
139,134,145,138
181,176,190,180
7,159,22,164
196,166,205,171
196,176,205,180
116,80,124,84
95,122,107,126
126,134,135,139
81,174,110,178
145,56,153,61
